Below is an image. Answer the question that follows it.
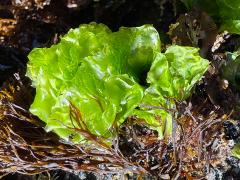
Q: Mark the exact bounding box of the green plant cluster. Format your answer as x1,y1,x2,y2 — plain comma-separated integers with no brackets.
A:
27,23,209,143
182,0,240,34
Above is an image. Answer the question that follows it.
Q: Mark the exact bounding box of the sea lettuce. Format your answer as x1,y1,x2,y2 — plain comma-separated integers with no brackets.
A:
181,0,240,34
27,23,209,143
220,20,240,35
132,46,209,138
215,2,240,34
232,143,240,159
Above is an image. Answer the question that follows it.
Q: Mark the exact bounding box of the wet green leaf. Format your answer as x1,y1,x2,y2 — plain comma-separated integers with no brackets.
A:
232,143,240,159
182,0,240,34
27,23,209,143
131,46,209,137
